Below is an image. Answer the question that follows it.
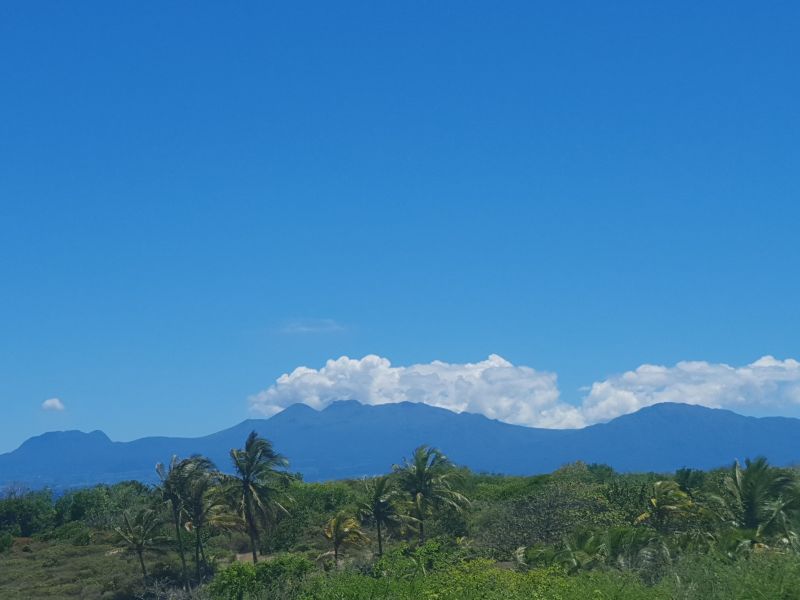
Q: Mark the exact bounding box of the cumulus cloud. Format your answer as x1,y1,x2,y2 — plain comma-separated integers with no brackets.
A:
41,398,66,412
582,356,800,424
249,354,585,428
249,355,800,429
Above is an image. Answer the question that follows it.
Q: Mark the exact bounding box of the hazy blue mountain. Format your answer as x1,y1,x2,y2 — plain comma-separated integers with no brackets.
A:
2,401,799,490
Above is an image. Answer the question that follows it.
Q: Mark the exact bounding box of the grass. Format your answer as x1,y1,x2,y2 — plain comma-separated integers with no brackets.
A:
0,536,172,599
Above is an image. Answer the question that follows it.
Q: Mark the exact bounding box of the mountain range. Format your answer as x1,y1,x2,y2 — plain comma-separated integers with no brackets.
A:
2,401,800,490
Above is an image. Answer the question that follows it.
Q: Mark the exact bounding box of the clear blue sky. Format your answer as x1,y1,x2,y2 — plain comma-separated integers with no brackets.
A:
1,2,799,452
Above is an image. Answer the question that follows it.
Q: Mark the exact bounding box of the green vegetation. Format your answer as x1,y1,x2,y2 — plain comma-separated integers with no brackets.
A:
3,433,800,599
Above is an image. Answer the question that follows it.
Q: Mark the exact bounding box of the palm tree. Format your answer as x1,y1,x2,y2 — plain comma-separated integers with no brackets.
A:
323,512,368,564
674,468,706,496
602,526,670,576
557,529,604,574
723,457,795,539
635,480,693,533
183,468,238,581
393,445,469,544
156,455,214,587
114,507,164,582
358,475,400,557
225,431,291,563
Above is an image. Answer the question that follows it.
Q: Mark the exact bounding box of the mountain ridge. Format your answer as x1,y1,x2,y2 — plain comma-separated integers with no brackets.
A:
2,401,799,490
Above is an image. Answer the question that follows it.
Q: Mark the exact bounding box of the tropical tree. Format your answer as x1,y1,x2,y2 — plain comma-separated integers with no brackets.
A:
393,445,469,544
358,475,401,556
225,431,291,563
322,512,368,564
723,457,794,539
183,468,238,580
156,455,214,587
557,529,605,573
675,468,706,496
114,507,165,582
635,480,694,533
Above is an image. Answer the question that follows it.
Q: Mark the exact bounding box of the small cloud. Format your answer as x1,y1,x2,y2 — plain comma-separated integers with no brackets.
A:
280,318,345,335
41,398,66,412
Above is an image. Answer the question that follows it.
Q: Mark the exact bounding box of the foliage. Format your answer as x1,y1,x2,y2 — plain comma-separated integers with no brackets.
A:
114,506,168,580
321,513,368,563
209,554,314,599
393,445,469,543
224,431,292,563
473,476,625,558
358,475,401,556
0,531,12,553
0,489,55,536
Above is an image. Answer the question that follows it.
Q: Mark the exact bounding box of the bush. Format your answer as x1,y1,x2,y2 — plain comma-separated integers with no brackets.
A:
0,531,12,553
661,552,800,599
255,553,314,583
209,554,314,600
300,560,666,600
39,521,92,546
0,490,55,536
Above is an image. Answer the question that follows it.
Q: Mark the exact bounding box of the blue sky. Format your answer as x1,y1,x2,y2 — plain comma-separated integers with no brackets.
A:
1,2,799,452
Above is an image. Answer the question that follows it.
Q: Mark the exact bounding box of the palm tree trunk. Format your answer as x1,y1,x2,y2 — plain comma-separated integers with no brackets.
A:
137,548,148,581
244,486,259,563
195,529,202,581
245,509,259,563
419,518,425,544
248,525,259,563
200,534,208,565
377,520,383,557
172,505,189,588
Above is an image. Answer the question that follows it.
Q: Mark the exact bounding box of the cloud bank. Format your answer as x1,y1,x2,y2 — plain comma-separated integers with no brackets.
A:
41,398,65,412
249,355,800,428
582,356,800,424
250,354,582,428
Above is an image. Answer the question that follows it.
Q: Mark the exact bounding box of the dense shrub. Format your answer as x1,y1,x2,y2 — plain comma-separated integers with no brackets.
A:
0,489,55,536
300,561,666,600
209,554,315,599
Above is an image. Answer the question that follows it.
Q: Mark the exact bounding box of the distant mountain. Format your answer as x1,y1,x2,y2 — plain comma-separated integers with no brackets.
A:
2,401,800,490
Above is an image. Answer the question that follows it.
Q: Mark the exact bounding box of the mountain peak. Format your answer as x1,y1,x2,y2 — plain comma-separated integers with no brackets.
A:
19,429,111,450
277,403,318,416
323,399,364,412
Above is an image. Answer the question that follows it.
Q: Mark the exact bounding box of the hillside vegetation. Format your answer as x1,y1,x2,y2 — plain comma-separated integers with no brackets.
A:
2,432,800,599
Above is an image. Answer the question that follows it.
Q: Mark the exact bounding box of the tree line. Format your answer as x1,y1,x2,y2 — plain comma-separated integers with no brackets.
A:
114,432,469,589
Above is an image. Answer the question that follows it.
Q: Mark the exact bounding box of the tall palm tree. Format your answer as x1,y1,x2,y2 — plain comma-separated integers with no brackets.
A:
358,475,400,556
156,455,214,587
114,507,164,582
183,468,238,581
225,431,291,563
393,445,469,544
323,512,369,564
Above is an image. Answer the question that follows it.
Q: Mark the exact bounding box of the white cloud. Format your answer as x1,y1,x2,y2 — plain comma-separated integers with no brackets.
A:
280,318,345,335
249,355,800,429
249,354,584,428
41,398,66,412
582,356,800,424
